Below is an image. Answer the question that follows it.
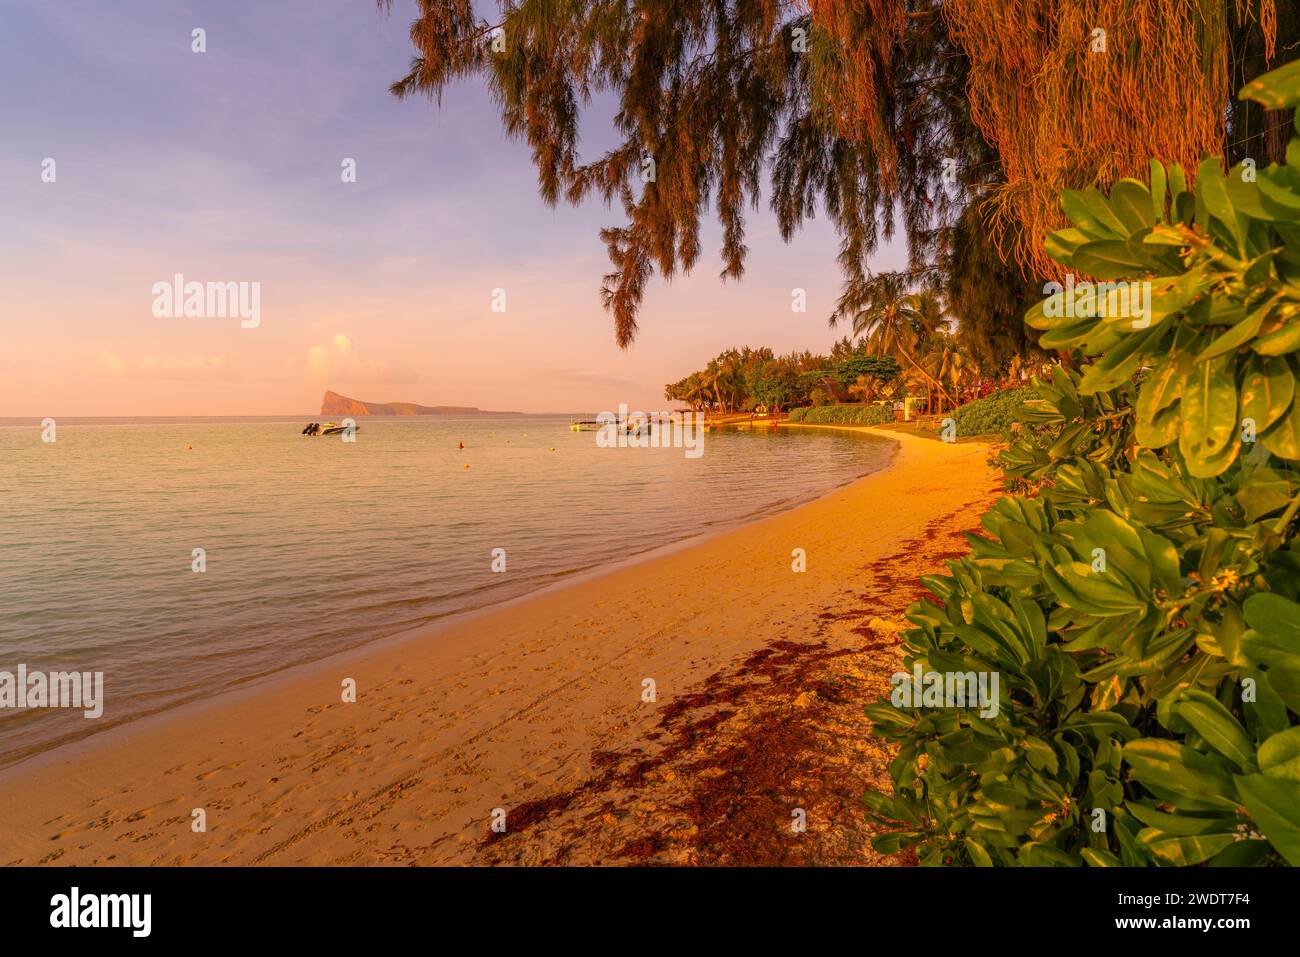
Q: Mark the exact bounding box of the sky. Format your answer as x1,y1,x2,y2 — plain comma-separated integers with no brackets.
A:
0,0,907,416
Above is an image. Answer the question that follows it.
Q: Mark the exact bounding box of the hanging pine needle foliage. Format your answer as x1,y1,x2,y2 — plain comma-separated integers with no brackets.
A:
942,0,1276,279
803,0,907,190
377,0,974,346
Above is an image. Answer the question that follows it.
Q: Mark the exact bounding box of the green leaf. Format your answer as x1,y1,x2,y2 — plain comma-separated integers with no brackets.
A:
1109,179,1157,233
1169,162,1188,201
1196,158,1239,250
1263,666,1300,716
1149,160,1167,223
1060,189,1118,239
1239,354,1296,433
1210,840,1272,866
1173,690,1255,771
1252,313,1300,355
1081,847,1121,867
1124,739,1240,808
862,789,897,816
872,831,922,855
965,838,994,867
1134,348,1192,449
1256,169,1300,216
1235,773,1300,865
1020,843,1079,867
1239,57,1300,109
1179,353,1240,476
1244,593,1300,652
1080,187,1132,237
1138,830,1236,866
1073,241,1149,280
1127,802,1236,835
1136,402,1180,448
1078,325,1163,393
1137,528,1183,597
1194,298,1274,363
1261,388,1300,459
1136,352,1188,413
1227,167,1287,220
1044,228,1091,266
1235,471,1299,522
1258,727,1300,782
1147,262,1212,327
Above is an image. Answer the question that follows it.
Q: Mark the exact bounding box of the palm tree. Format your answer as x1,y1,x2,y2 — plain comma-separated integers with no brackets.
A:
910,333,975,413
704,359,727,414
847,374,890,404
851,275,957,409
688,373,711,412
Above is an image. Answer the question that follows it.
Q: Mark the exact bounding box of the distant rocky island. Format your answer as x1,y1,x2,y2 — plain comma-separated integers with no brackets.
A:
320,390,523,417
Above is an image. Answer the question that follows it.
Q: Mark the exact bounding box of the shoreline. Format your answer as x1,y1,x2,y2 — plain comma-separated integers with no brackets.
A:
0,428,1001,866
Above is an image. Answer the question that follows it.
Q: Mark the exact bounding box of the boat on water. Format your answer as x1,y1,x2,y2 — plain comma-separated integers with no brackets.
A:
568,412,694,433
301,422,358,436
569,417,650,434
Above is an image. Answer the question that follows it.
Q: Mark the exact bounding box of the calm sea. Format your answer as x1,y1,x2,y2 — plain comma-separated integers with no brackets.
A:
0,415,892,767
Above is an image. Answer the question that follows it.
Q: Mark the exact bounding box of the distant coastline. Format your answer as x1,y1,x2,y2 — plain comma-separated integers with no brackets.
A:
320,390,524,417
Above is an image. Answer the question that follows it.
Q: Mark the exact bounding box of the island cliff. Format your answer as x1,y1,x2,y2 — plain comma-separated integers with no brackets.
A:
320,390,523,416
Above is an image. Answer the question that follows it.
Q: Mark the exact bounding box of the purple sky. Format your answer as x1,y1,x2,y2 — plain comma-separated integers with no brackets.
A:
0,0,906,415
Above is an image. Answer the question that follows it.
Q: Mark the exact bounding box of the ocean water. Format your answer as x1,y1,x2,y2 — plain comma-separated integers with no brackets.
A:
0,416,893,767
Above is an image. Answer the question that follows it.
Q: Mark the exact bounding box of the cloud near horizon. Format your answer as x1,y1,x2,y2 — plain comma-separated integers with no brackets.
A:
303,334,392,382
100,351,233,380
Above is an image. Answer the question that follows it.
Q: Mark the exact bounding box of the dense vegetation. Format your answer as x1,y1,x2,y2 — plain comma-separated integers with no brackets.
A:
787,404,894,426
666,313,1030,417
664,340,901,413
951,388,1032,439
864,59,1300,867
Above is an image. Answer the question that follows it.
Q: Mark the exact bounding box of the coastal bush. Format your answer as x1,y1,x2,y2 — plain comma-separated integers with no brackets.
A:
835,353,901,388
951,387,1032,438
864,57,1300,867
787,403,893,426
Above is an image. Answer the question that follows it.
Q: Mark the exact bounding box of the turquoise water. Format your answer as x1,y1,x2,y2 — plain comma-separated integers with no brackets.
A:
0,416,892,766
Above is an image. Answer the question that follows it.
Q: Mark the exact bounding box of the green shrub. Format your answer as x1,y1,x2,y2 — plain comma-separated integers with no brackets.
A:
787,403,893,426
952,387,1032,437
864,57,1300,867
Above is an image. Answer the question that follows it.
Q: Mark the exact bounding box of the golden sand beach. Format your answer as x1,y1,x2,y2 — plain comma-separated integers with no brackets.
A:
0,428,999,866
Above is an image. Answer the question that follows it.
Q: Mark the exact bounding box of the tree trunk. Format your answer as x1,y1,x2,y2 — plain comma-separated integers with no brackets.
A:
898,349,955,408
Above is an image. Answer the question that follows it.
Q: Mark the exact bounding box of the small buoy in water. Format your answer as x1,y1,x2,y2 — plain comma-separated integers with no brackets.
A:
186,444,193,450
549,447,556,451
464,463,470,469
458,442,464,449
